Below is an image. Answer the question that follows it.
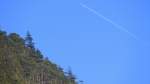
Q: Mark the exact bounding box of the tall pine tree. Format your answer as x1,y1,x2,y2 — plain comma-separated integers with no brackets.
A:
25,31,34,49
67,67,76,80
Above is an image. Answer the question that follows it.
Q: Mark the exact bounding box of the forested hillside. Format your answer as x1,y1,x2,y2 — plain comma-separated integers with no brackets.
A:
0,30,78,84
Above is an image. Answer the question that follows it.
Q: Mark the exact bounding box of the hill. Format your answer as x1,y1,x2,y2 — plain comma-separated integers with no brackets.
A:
0,30,77,84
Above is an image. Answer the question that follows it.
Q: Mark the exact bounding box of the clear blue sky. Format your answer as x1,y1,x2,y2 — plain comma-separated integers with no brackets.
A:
0,0,150,84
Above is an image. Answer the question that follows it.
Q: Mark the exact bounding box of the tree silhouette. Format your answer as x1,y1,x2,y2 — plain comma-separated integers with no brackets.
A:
25,31,34,49
66,67,76,84
36,49,43,59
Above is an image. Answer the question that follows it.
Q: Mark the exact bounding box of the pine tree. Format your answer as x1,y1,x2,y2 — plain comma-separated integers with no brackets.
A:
67,67,76,84
36,49,43,59
25,31,35,49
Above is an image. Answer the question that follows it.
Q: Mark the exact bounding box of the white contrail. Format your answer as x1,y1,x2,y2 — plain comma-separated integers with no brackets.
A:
80,3,138,40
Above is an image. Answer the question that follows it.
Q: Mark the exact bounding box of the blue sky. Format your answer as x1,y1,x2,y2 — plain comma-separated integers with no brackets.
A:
0,0,150,84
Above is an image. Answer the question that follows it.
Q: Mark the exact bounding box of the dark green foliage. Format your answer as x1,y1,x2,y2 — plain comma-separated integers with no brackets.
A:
25,31,34,49
0,30,7,40
0,30,7,36
35,49,43,59
0,30,78,84
8,33,25,45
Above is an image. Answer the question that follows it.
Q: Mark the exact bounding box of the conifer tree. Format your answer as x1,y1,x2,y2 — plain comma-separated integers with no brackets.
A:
25,31,35,49
67,67,76,80
36,49,43,59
